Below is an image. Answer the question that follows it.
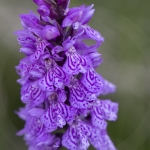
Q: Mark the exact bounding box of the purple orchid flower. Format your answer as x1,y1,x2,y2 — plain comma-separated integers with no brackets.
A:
15,0,118,149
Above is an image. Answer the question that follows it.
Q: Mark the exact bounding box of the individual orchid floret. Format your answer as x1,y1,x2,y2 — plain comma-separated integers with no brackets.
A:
80,68,104,95
40,100,77,132
91,100,118,129
68,77,96,109
21,81,46,106
15,0,118,150
20,11,42,29
62,119,91,150
17,110,60,149
28,92,77,132
28,133,60,150
62,4,95,28
90,127,117,150
62,46,90,75
14,30,36,46
38,58,69,90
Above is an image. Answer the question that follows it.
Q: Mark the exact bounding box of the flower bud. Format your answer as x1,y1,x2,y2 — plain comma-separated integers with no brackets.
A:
38,5,50,17
43,25,60,40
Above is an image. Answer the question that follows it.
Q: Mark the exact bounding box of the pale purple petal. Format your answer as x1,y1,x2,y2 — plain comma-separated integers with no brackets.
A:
100,100,118,121
89,128,117,150
21,82,46,106
35,133,60,148
51,46,64,55
84,25,104,44
81,9,95,24
63,47,91,75
28,108,45,117
56,88,67,102
33,0,45,5
43,25,60,40
38,73,54,92
20,11,42,29
40,59,69,89
29,40,49,63
62,6,84,27
62,121,91,150
102,79,117,95
38,5,50,17
91,101,108,129
91,100,118,129
62,37,75,50
62,17,73,27
20,47,35,55
87,51,103,68
81,68,104,95
41,102,76,131
69,77,96,108
14,30,36,46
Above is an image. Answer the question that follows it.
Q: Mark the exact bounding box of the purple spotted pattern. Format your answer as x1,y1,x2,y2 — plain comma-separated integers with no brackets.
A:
15,0,118,150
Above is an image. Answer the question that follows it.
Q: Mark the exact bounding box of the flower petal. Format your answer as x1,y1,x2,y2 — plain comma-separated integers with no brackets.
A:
81,68,104,95
20,47,35,55
69,77,95,109
101,79,117,95
38,72,54,92
28,108,45,117
29,40,49,62
21,82,46,106
38,5,50,17
84,25,104,43
63,48,90,75
43,25,60,40
41,102,76,131
20,11,42,29
62,121,91,150
91,100,118,128
81,9,95,24
89,52,103,68
100,100,118,121
33,0,45,5
14,30,36,46
90,128,117,150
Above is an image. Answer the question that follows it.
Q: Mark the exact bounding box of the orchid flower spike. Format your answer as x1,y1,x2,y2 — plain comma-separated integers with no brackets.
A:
15,0,118,149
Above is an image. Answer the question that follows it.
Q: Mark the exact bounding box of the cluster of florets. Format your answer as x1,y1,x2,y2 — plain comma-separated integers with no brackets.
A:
15,0,118,150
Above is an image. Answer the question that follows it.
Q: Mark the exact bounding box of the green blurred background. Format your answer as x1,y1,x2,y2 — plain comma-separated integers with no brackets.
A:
0,0,150,150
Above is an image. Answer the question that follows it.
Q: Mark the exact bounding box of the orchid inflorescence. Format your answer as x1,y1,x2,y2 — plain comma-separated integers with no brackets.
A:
15,0,118,149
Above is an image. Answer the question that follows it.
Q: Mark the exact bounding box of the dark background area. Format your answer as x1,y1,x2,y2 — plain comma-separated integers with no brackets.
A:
0,0,150,150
